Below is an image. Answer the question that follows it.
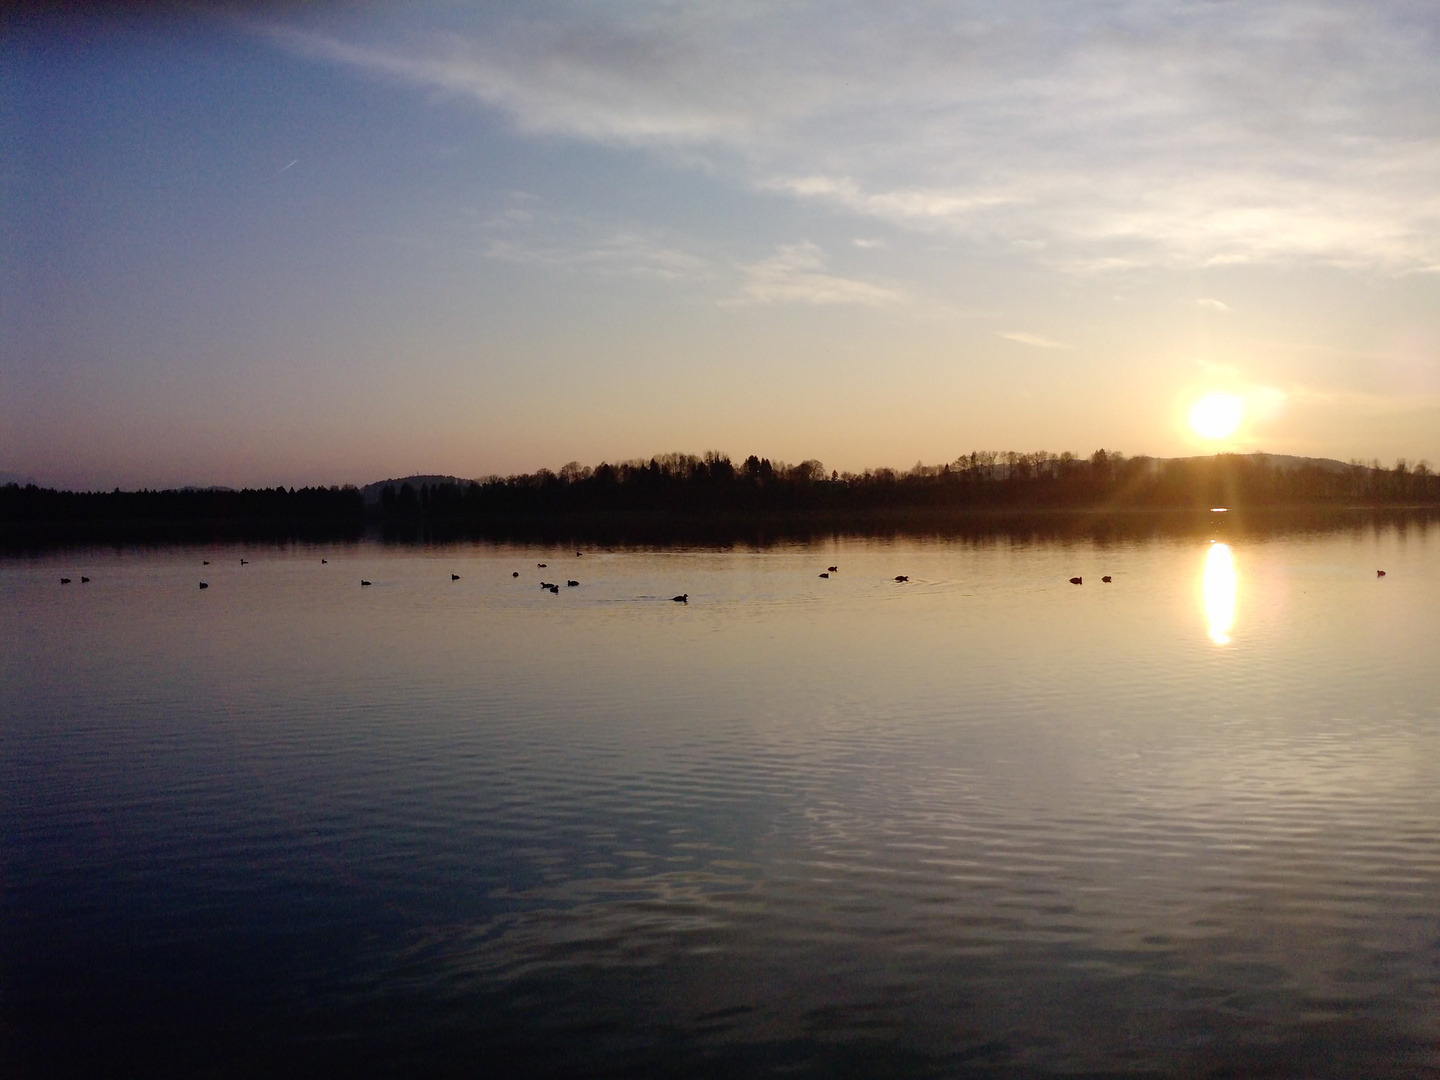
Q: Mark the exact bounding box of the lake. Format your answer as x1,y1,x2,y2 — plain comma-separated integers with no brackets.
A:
4,516,1439,1077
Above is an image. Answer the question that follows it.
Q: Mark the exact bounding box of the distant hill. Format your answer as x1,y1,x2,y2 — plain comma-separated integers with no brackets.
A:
360,475,474,506
1156,453,1353,474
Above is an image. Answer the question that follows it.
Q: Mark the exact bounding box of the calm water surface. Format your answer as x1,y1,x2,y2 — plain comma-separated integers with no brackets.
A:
4,522,1440,1076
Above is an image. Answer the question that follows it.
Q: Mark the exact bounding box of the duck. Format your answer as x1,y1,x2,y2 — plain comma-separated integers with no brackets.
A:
202,560,209,565
537,563,547,568
199,581,209,589
576,551,583,557
360,579,371,586
81,576,90,583
1069,577,1082,585
540,581,555,589
240,558,248,566
827,565,838,572
548,584,560,593
60,577,71,584
894,575,908,582
1101,575,1112,583
567,580,579,587
512,571,519,578
1376,569,1386,577
672,594,688,603
819,572,829,578
451,574,460,580
321,558,327,564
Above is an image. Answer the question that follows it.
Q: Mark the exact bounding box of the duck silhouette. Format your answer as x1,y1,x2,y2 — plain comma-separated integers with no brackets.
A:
827,565,838,572
81,576,90,583
60,577,71,584
199,581,208,589
1069,577,1082,585
202,560,209,565
240,559,248,566
451,574,460,580
819,572,829,578
1101,575,1112,583
894,575,908,582
567,580,579,587
321,559,327,564
1377,569,1387,577
360,579,371,586
537,563,547,568
548,584,559,593
512,571,519,578
672,594,688,603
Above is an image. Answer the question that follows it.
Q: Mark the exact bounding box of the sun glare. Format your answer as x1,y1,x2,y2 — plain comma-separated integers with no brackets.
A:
1188,393,1244,440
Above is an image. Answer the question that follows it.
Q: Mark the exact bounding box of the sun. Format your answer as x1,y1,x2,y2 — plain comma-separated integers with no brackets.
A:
1188,393,1244,440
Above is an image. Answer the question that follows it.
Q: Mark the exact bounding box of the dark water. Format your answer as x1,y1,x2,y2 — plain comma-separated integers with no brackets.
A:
4,521,1440,1077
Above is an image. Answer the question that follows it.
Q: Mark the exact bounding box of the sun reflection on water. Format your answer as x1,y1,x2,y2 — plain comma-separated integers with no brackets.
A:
1203,542,1236,645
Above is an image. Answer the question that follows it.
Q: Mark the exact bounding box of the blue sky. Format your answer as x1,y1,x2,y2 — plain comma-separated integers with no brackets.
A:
3,1,1438,489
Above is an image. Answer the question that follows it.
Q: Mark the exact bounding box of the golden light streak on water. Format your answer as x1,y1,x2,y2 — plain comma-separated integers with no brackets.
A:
1203,541,1236,645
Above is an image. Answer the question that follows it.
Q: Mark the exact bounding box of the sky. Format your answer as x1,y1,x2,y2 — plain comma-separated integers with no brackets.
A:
3,0,1439,490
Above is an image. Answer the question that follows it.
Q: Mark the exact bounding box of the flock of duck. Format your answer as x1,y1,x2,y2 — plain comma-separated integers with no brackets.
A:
57,558,1392,593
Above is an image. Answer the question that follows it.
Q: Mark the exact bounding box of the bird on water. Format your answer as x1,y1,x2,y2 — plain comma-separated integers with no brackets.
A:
360,579,371,586
548,584,560,593
1070,577,1082,585
203,560,209,565
60,577,71,584
537,563,547,568
512,571,519,578
240,559,248,566
894,575,908,582
81,576,90,583
321,559,327,564
1377,569,1386,577
199,582,208,589
673,594,688,603
451,574,460,580
828,565,838,572
567,580,579,587
1102,576,1112,583
819,572,829,578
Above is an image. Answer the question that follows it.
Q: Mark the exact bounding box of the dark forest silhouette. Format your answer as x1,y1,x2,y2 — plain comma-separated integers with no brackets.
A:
372,450,1439,518
4,450,1438,546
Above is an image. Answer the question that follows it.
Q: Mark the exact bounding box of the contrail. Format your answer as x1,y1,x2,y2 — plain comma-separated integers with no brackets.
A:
280,159,298,172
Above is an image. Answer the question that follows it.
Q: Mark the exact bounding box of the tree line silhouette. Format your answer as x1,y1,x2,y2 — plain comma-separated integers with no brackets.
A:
4,450,1437,545
1,484,365,543
375,450,1438,519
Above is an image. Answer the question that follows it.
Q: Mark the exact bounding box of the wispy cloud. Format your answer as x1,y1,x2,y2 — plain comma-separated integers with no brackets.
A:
1197,298,1231,312
483,230,710,281
259,2,1440,272
465,195,711,281
728,243,905,307
998,331,1070,350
